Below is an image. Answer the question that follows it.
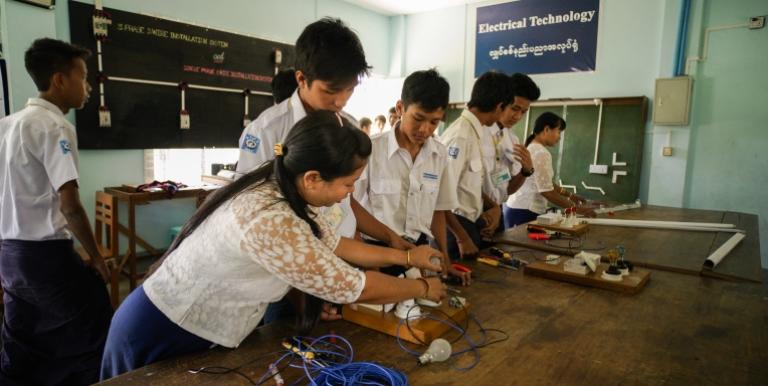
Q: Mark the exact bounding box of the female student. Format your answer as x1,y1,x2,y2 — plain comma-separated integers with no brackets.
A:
100,111,447,379
505,112,596,227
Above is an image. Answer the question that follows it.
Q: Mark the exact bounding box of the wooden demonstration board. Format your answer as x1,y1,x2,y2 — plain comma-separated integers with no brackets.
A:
524,258,651,294
342,301,469,345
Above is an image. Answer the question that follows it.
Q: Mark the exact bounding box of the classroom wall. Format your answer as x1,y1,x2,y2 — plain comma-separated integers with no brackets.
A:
401,0,767,267
0,0,392,251
681,0,768,267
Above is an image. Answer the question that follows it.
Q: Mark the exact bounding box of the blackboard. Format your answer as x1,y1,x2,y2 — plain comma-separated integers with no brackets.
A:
69,1,294,149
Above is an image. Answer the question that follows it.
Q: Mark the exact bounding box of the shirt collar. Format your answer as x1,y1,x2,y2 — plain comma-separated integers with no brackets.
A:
386,123,440,159
289,89,306,124
461,109,484,139
26,98,65,117
26,98,75,130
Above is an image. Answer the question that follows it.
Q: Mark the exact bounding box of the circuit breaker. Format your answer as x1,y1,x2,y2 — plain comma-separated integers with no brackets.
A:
653,76,693,126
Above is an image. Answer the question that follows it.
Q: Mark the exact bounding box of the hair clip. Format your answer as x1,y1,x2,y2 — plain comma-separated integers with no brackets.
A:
274,143,284,156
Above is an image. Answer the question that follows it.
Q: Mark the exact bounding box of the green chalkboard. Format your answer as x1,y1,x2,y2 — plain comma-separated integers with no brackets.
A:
444,97,647,204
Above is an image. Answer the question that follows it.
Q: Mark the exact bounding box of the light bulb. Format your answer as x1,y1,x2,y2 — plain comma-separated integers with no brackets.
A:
418,338,452,365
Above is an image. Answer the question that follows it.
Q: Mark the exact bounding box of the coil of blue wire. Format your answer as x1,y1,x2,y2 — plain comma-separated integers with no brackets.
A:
263,333,409,386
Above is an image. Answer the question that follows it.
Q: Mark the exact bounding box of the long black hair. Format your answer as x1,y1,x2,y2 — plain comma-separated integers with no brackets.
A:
525,111,567,146
149,111,371,332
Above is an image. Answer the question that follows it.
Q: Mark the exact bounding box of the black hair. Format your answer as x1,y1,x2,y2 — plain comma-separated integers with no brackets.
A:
388,107,396,114
24,38,91,92
359,117,372,128
467,71,513,112
525,111,567,146
401,69,450,112
375,115,386,124
294,17,371,87
508,73,541,102
150,111,372,332
271,68,298,104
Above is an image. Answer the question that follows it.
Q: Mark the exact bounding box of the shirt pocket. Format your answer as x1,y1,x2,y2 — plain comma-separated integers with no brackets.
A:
469,158,483,173
370,179,400,211
420,181,440,213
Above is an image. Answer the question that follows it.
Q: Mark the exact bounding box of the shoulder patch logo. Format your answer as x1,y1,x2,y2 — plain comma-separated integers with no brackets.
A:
59,140,71,154
241,134,261,153
447,146,460,160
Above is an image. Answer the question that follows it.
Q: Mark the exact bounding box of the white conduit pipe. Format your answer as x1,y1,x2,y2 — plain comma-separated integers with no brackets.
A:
704,232,746,268
108,76,272,96
592,100,603,165
584,218,740,233
685,23,749,75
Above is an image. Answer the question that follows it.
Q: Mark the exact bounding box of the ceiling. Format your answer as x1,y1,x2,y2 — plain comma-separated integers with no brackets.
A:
343,0,488,16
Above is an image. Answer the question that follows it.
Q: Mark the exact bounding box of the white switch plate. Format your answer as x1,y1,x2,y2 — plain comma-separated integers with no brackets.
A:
589,164,608,174
749,16,765,29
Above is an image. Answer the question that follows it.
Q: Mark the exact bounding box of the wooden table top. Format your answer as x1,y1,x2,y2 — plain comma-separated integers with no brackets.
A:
496,205,763,283
100,261,768,385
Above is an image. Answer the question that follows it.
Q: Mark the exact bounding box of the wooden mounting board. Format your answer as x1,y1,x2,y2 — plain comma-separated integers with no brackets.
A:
524,258,651,294
528,221,590,236
342,302,469,344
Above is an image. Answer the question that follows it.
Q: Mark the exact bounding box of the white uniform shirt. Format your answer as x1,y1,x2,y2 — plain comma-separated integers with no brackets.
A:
0,98,79,240
506,142,554,214
481,125,526,205
439,110,485,222
144,182,365,348
235,90,358,238
354,127,458,241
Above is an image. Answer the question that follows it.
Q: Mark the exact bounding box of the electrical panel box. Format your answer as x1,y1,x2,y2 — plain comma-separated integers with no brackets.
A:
653,76,693,126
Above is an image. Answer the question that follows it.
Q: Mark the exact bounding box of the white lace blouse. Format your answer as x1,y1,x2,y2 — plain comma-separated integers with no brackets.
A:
143,182,366,348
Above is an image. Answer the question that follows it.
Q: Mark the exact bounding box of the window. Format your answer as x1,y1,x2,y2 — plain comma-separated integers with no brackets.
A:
145,148,238,186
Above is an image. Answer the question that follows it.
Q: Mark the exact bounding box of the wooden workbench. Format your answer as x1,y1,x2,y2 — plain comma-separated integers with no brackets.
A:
496,205,763,283
99,262,768,385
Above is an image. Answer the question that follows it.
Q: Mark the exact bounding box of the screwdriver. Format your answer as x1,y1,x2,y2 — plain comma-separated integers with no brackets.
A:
477,257,518,270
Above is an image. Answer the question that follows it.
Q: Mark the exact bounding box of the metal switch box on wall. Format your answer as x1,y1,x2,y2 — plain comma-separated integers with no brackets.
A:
653,76,693,126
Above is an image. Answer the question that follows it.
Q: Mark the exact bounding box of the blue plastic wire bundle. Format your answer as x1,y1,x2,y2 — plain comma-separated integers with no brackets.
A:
308,361,408,385
266,333,409,386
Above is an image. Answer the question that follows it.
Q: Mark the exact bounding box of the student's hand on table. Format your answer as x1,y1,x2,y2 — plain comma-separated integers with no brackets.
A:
423,277,448,301
513,144,533,171
407,245,443,272
570,194,588,205
320,302,342,321
480,206,502,235
388,233,416,251
457,237,479,259
575,206,597,218
446,265,472,286
480,225,496,239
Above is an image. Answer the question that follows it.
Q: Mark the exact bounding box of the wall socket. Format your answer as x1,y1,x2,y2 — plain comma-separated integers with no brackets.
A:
749,16,765,29
662,146,673,156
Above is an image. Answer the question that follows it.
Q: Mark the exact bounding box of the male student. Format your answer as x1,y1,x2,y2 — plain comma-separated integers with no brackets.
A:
359,117,372,136
236,18,410,251
481,73,541,230
387,106,398,129
0,38,113,386
374,114,386,134
355,69,469,285
440,71,513,260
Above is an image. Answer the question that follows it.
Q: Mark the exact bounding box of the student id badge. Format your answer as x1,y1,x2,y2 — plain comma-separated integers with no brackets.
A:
491,167,511,187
